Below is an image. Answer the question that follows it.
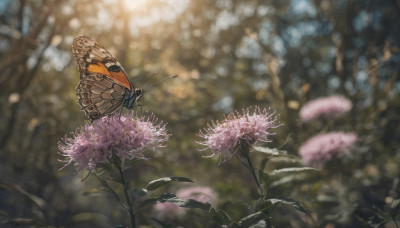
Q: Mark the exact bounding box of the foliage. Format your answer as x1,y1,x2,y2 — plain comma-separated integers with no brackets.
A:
0,0,399,227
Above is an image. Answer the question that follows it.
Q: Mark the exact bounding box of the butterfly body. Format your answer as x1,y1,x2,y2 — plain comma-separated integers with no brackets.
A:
72,35,143,121
123,88,144,109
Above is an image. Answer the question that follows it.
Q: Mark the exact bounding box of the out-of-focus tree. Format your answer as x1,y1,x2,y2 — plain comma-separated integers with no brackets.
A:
0,0,399,227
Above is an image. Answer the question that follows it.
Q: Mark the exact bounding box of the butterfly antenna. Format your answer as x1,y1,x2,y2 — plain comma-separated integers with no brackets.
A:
143,75,178,89
139,72,160,87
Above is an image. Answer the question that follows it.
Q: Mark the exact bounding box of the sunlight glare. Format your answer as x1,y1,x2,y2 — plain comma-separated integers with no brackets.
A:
123,0,150,11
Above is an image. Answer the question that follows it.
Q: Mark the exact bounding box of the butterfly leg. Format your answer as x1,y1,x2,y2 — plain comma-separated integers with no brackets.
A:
137,104,143,114
118,105,124,119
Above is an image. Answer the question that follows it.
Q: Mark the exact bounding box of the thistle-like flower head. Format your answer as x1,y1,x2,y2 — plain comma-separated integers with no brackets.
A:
198,106,281,163
299,132,357,166
299,96,352,122
58,113,169,170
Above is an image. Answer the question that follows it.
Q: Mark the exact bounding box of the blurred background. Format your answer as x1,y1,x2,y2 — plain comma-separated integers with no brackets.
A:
0,0,399,227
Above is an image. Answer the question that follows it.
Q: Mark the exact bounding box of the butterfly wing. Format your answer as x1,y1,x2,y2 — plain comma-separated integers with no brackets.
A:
72,35,135,121
76,72,128,121
72,35,132,90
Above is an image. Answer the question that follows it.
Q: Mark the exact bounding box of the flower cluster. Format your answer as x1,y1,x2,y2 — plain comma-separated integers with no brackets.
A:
153,186,217,219
299,132,357,165
299,96,352,122
198,106,281,163
58,113,169,170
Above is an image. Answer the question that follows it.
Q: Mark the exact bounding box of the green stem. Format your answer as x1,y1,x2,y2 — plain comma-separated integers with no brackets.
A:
393,218,399,228
246,156,264,198
117,165,136,228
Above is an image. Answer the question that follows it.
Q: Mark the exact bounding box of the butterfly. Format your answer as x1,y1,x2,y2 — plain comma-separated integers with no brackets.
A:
72,35,143,121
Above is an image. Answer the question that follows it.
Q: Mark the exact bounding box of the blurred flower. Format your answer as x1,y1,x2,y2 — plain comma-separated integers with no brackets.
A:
58,113,169,170
299,96,352,122
198,106,281,163
177,186,217,203
153,186,217,219
299,132,357,165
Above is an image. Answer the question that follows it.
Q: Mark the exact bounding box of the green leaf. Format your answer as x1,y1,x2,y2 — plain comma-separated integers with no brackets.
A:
260,157,269,171
139,193,211,211
268,167,318,178
70,213,109,226
248,220,267,228
209,207,232,225
82,188,106,195
150,218,177,228
258,170,268,196
269,172,318,188
164,196,211,210
139,196,161,208
265,198,310,215
324,203,357,223
146,177,193,191
390,199,400,219
268,156,302,167
0,180,46,209
0,216,47,226
236,211,264,228
131,188,148,199
253,146,283,156
253,147,299,159
390,199,400,210
316,194,338,203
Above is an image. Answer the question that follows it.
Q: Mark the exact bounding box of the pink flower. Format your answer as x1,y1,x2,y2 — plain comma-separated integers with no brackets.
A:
153,186,217,219
299,96,352,122
177,186,217,203
198,106,281,163
58,113,169,170
299,132,357,165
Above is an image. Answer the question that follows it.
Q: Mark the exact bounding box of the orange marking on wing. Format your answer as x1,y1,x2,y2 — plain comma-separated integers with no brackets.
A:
87,63,131,89
110,70,131,90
